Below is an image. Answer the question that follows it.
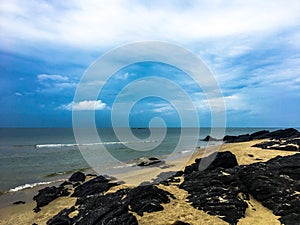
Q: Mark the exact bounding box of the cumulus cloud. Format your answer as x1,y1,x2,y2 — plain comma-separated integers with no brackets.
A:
37,74,69,82
36,74,77,93
149,103,174,114
59,100,106,111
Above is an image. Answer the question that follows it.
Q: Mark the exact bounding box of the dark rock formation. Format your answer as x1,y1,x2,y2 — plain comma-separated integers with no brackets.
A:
33,186,70,212
47,206,75,225
250,130,270,139
71,175,119,198
125,185,175,216
47,184,174,225
238,154,300,225
172,221,190,225
223,134,252,143
13,201,25,205
202,135,221,141
266,128,300,139
184,151,238,175
137,157,163,166
252,138,299,151
180,151,300,225
180,167,248,224
69,172,86,182
222,128,300,143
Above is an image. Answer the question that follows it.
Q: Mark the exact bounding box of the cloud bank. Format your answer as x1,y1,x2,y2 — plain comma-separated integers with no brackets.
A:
59,100,107,111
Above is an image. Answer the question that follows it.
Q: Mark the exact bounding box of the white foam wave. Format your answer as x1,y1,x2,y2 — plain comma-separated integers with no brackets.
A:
35,140,157,148
180,150,193,154
9,181,57,192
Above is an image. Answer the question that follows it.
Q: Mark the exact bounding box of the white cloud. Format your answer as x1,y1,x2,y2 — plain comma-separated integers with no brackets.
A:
37,74,69,82
15,92,22,96
59,100,106,111
36,74,77,93
149,103,174,114
1,0,299,50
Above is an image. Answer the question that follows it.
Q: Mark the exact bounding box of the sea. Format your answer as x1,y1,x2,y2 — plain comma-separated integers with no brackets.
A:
0,127,291,194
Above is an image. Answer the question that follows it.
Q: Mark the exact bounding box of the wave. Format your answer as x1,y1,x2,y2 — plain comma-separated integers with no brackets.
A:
9,180,63,192
35,140,158,149
179,150,193,154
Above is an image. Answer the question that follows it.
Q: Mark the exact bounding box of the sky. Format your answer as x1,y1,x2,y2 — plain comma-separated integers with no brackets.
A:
0,0,300,127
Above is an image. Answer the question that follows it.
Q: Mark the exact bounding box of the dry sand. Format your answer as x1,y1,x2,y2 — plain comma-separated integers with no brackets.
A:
0,140,298,225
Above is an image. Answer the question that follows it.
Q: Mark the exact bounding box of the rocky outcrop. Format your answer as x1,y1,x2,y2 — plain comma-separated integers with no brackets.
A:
184,151,238,174
136,157,163,167
33,186,70,212
238,154,300,225
205,128,300,143
47,184,175,225
71,175,119,198
180,152,300,225
252,138,300,151
181,152,245,224
202,135,222,141
69,172,86,182
181,167,248,224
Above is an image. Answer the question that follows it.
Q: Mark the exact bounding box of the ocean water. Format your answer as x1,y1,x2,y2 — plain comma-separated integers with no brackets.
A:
0,127,285,192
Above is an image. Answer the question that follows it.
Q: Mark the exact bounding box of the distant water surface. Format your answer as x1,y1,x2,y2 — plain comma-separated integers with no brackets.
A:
0,127,291,192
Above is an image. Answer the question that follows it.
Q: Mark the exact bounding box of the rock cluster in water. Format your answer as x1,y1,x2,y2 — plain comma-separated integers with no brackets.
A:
203,128,300,144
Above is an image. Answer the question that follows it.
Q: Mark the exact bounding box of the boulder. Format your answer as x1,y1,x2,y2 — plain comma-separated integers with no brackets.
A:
180,167,248,224
71,175,119,198
47,207,75,225
267,128,300,139
137,157,163,166
184,151,238,174
202,135,220,141
33,186,70,212
13,201,25,205
125,185,175,216
47,184,174,225
69,172,86,182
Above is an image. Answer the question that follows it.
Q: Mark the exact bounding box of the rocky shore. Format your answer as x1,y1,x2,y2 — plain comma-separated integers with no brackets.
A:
1,128,300,225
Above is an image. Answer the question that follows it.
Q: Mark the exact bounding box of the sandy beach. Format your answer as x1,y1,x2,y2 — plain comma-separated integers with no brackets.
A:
0,139,298,225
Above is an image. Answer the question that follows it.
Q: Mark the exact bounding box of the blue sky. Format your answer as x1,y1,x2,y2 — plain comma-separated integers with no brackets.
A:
0,0,300,127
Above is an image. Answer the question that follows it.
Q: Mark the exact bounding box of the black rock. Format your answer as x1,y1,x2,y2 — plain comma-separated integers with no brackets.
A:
47,207,75,225
137,157,163,166
172,221,190,225
203,135,221,141
224,128,300,143
180,151,300,225
180,167,248,224
253,139,299,152
250,130,270,139
71,175,119,198
49,183,174,225
267,128,300,139
184,151,238,174
272,145,298,151
223,134,252,143
33,186,70,212
238,154,300,225
13,200,25,205
125,185,175,216
252,140,280,149
69,172,86,182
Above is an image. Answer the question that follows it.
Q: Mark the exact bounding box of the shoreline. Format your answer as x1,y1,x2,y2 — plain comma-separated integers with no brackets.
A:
0,138,299,225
